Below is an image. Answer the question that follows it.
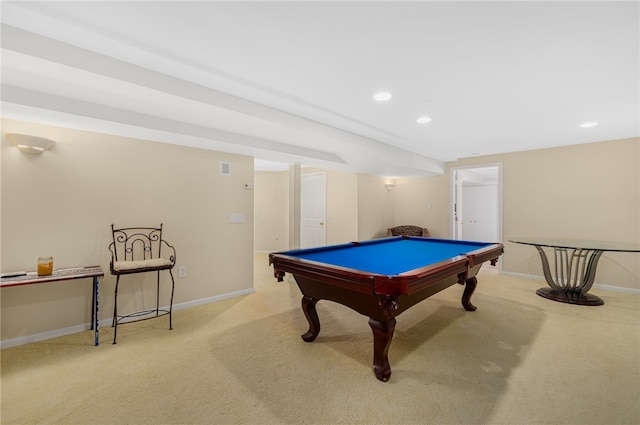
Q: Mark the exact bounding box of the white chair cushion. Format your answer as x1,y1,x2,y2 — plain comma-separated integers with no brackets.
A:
113,258,173,271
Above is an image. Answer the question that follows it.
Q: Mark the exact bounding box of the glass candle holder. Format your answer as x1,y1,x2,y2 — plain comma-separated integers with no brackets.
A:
37,256,53,276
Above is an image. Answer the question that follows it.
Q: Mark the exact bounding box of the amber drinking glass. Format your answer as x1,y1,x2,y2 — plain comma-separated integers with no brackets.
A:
37,256,53,276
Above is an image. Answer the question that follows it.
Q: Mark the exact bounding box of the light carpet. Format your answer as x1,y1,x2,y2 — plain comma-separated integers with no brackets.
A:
1,254,638,424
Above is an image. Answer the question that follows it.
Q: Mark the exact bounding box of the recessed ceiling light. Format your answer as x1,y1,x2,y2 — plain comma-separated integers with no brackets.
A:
373,92,392,102
580,122,598,128
416,116,432,124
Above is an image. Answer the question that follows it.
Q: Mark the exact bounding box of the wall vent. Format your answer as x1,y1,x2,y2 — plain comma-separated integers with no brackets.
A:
220,161,231,176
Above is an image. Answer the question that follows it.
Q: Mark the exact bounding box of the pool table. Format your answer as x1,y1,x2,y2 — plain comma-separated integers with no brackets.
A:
269,236,504,382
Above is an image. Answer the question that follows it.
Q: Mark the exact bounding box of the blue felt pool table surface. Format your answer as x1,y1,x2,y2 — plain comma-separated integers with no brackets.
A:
280,237,495,276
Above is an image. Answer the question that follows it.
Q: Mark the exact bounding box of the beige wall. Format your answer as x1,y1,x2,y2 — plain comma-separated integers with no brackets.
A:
255,170,396,246
357,174,396,239
3,118,637,346
254,171,289,252
394,174,451,238
324,169,359,245
498,138,638,289
255,168,359,251
256,169,398,244
394,137,640,289
1,119,255,343
357,173,452,239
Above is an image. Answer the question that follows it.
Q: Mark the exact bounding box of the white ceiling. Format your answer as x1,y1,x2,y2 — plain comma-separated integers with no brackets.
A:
1,1,638,177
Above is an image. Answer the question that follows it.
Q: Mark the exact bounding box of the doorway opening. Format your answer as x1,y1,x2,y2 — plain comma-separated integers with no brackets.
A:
451,164,502,244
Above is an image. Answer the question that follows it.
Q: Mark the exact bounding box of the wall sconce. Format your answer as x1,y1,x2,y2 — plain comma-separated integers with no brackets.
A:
6,133,56,154
385,181,396,191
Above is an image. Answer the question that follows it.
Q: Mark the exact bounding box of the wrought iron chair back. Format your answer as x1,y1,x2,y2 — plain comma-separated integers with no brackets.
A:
108,223,176,344
110,227,165,263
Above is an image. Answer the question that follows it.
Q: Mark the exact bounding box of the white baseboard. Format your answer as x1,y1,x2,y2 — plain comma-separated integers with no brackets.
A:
0,323,92,350
592,283,640,295
171,288,255,311
0,288,255,349
501,271,640,295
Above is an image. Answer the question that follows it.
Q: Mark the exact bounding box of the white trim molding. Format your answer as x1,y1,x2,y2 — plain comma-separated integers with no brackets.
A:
502,271,640,295
0,288,255,349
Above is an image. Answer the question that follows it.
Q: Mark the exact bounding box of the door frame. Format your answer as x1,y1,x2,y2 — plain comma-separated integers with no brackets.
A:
450,163,503,247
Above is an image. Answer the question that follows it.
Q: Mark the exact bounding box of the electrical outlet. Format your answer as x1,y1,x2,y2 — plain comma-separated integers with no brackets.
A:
178,266,187,278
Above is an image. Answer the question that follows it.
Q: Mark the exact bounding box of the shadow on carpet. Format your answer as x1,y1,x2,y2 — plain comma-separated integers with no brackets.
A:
209,293,545,424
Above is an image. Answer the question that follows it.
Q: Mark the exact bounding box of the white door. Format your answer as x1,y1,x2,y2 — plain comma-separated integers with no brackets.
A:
461,185,498,242
301,173,326,248
451,165,501,243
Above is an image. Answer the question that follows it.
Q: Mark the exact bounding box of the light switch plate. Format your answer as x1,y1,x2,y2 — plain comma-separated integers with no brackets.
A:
229,213,245,223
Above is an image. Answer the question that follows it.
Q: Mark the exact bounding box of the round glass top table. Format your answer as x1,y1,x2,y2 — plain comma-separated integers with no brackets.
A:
509,237,640,306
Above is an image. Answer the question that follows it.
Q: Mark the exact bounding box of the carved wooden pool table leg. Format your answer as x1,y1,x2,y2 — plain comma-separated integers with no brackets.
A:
368,317,396,382
461,276,478,311
301,296,320,342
